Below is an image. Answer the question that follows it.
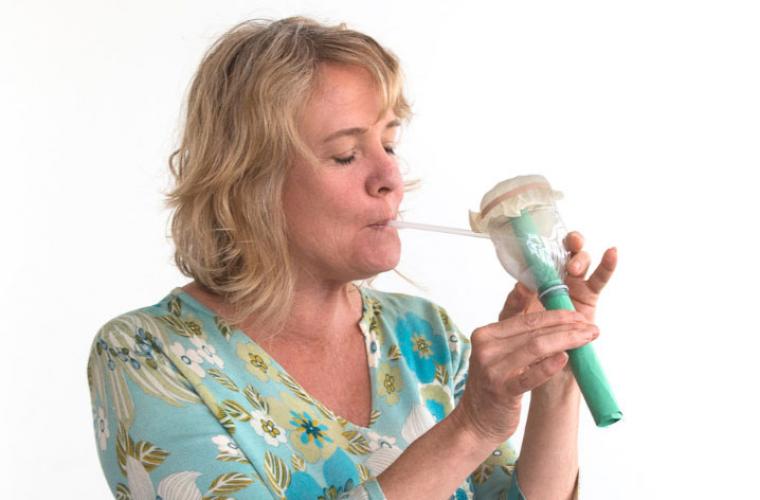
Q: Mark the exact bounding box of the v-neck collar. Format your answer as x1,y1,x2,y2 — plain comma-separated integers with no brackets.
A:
168,284,378,431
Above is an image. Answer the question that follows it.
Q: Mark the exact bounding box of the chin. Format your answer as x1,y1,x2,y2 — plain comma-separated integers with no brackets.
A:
354,246,401,278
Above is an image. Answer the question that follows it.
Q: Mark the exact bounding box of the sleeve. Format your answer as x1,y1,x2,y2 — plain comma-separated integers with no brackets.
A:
87,320,273,499
443,307,526,500
342,478,387,499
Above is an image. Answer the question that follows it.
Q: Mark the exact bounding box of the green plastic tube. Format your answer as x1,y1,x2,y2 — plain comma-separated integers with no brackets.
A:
510,209,622,427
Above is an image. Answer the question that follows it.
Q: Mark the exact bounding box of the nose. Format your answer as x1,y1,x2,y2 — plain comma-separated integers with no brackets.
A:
366,145,403,198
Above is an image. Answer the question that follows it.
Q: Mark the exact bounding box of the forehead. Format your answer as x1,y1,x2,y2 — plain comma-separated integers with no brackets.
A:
300,63,390,139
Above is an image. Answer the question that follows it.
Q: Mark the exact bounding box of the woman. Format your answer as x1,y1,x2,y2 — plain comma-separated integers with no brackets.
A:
87,16,616,499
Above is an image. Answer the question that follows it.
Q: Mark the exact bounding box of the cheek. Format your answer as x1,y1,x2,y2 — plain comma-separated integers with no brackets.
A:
286,186,358,245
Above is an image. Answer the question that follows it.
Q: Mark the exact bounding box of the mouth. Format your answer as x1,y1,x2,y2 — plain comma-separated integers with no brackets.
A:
368,216,396,229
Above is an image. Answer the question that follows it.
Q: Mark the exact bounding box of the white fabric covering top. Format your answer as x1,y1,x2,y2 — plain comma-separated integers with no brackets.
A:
468,174,563,233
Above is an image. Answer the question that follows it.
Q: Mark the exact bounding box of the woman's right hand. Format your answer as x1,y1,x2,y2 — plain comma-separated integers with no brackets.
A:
450,308,599,446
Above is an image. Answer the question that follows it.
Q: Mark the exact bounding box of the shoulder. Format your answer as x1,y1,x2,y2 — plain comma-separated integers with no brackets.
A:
89,289,210,348
86,289,216,386
359,287,458,337
86,291,210,420
89,301,168,354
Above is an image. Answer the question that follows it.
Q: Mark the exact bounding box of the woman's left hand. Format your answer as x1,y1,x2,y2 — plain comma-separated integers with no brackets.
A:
497,231,617,390
499,231,617,324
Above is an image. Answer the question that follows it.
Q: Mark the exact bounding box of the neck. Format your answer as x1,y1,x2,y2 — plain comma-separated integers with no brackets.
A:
183,275,364,347
267,277,363,347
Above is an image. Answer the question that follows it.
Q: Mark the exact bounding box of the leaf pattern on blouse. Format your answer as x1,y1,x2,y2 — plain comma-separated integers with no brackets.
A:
87,286,524,499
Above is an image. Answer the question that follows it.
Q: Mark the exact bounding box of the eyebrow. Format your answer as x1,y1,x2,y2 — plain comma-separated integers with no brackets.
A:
322,118,401,144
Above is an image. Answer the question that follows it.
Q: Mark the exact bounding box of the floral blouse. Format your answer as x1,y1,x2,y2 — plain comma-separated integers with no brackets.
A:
87,286,524,499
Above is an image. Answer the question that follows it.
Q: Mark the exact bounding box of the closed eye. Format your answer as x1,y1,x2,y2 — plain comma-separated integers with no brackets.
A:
332,145,396,166
334,155,355,165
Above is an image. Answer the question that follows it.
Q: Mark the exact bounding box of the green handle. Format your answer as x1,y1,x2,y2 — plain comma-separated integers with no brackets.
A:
510,210,622,427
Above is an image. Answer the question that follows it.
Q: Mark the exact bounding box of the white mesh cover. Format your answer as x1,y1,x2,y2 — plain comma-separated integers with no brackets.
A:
468,174,563,234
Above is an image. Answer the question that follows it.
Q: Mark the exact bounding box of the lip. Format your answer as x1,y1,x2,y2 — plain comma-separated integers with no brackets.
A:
368,217,396,228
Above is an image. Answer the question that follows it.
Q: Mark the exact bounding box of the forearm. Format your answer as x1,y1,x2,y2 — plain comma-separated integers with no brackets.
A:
516,371,581,500
376,408,496,500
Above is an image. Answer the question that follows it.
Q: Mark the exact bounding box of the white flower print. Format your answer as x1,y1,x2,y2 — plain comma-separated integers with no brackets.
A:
94,406,110,451
249,410,288,447
365,431,403,477
190,336,224,368
126,455,202,500
170,341,206,378
401,404,436,444
365,329,381,368
366,446,403,477
358,320,381,368
211,435,245,460
366,431,397,452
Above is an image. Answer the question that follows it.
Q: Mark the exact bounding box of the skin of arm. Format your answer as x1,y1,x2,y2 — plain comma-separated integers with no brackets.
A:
376,233,614,499
506,232,617,499
516,368,581,499
376,406,506,500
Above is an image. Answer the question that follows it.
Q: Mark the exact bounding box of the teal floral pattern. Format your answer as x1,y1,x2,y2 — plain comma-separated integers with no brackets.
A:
87,286,523,499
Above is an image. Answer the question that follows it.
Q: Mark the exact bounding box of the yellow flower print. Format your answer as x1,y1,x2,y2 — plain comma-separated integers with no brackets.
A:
487,442,517,468
266,392,348,463
473,442,518,484
377,362,403,405
236,342,271,382
411,334,433,359
421,383,453,422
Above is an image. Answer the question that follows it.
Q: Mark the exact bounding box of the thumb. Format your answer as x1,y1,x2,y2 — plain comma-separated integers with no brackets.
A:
499,282,533,321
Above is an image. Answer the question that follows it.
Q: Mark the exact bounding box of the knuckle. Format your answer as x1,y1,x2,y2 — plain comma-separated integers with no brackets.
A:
517,370,532,393
553,310,581,324
471,326,487,338
568,312,587,325
470,343,491,366
521,312,541,327
567,310,586,322
570,326,591,344
471,326,492,345
526,337,545,358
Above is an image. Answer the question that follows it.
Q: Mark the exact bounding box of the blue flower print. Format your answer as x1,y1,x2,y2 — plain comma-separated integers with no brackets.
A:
397,312,449,383
286,449,358,499
451,487,468,500
290,410,334,448
134,327,162,369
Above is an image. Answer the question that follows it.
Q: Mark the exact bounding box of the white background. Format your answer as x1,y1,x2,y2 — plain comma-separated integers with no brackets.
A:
2,1,759,498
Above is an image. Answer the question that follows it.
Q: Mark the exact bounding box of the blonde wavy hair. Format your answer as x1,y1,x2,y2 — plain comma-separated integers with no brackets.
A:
163,16,415,334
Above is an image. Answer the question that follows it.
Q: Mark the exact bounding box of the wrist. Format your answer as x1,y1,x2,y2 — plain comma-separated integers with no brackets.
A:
531,367,580,406
446,405,508,453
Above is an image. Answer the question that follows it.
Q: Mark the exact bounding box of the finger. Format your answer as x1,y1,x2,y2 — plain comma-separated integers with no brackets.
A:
565,251,591,278
563,231,585,254
586,247,618,294
504,352,568,396
498,283,532,321
491,309,588,340
481,320,598,373
504,321,599,369
499,282,528,321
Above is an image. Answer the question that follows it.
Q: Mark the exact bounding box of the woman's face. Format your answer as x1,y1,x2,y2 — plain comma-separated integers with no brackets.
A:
283,63,403,284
